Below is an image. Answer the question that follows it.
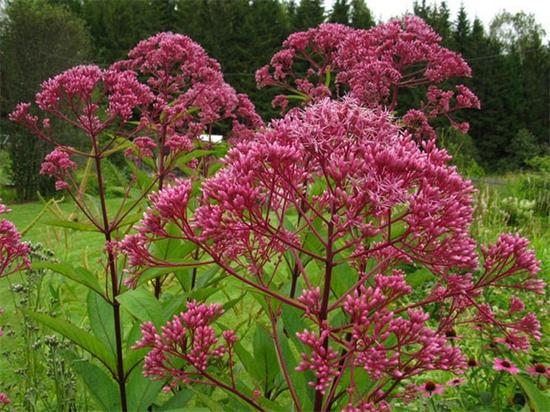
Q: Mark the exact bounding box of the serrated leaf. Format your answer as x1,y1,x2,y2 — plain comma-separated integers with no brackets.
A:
157,388,194,411
32,261,104,296
87,291,117,359
253,323,282,395
27,311,116,374
117,288,164,327
127,367,164,411
72,359,121,411
233,342,261,382
276,321,313,410
124,345,148,376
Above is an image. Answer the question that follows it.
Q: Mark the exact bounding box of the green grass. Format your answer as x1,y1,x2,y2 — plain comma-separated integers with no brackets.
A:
6,197,126,264
2,174,549,410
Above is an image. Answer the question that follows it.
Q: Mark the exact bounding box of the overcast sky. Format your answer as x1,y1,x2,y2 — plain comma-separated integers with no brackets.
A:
324,0,550,41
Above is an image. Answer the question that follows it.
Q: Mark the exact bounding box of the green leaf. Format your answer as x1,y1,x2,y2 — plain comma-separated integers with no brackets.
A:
117,288,164,327
514,375,550,412
72,359,121,411
330,262,355,297
44,218,98,232
186,387,225,412
253,323,282,395
87,291,116,359
233,342,261,383
406,267,436,288
28,311,116,374
127,367,164,411
124,346,148,376
116,211,144,229
276,321,313,410
281,304,306,339
33,261,104,296
156,388,194,411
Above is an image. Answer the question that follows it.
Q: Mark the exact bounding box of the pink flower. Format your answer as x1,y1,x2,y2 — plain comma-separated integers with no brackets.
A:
132,136,157,158
1,204,31,277
446,377,466,387
40,147,77,177
114,32,263,143
419,381,445,397
493,358,520,374
296,328,339,394
134,301,235,383
36,65,103,112
0,392,11,405
526,363,550,378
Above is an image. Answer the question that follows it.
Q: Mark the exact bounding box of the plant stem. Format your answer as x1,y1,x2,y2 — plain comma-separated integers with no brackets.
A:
314,214,335,411
153,124,168,299
92,140,128,412
267,303,302,411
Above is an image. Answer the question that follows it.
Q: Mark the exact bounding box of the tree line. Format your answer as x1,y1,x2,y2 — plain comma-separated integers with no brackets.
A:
1,0,549,200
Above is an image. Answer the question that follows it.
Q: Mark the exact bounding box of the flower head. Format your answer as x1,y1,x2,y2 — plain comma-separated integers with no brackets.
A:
526,363,550,378
419,381,445,397
493,357,520,374
1,204,31,277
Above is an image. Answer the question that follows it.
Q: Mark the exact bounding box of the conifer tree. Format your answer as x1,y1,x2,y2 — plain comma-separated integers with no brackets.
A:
350,0,374,28
329,0,350,24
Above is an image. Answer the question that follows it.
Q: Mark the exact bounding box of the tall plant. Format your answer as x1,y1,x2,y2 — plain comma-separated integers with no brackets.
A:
10,33,261,411
8,16,547,411
1,202,31,406
120,18,545,410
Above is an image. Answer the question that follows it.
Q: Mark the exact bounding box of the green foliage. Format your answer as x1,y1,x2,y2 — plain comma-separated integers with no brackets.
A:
0,0,93,200
506,129,541,170
438,128,485,178
292,0,324,32
527,156,550,173
75,157,129,198
77,0,162,64
0,244,85,411
350,0,374,28
328,0,350,24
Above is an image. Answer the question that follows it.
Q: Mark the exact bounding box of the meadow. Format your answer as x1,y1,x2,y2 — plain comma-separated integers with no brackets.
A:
1,170,549,411
1,17,549,412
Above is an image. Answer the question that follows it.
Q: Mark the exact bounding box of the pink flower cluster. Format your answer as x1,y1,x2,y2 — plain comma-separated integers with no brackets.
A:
0,392,10,406
10,33,263,195
0,203,30,278
257,16,479,137
133,301,235,387
123,94,545,408
39,147,78,191
113,32,263,157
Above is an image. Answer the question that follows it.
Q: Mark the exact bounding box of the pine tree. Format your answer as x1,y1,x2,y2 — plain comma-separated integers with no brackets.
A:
293,0,325,31
329,0,350,24
0,0,92,199
350,0,374,28
453,5,470,53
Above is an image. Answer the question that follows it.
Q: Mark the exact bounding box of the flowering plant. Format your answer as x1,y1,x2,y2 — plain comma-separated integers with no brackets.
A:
10,16,547,411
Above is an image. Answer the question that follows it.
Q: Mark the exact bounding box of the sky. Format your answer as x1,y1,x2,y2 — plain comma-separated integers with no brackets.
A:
324,0,550,41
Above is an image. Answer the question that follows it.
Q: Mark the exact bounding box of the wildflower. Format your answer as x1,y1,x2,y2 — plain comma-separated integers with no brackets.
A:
447,377,466,387
295,328,339,394
0,392,11,405
526,363,550,378
493,358,520,374
419,381,445,397
134,301,234,381
1,204,31,277
467,357,479,367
